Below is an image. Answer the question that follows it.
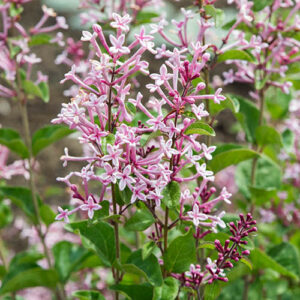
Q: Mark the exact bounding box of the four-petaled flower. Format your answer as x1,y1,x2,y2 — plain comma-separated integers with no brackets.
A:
192,103,209,120
102,144,123,166
147,114,165,131
119,165,136,191
109,34,130,55
220,187,232,204
110,13,132,32
201,143,216,160
213,88,226,104
131,183,147,203
160,138,179,158
187,203,208,227
80,196,101,219
100,163,122,184
55,206,70,223
150,64,172,86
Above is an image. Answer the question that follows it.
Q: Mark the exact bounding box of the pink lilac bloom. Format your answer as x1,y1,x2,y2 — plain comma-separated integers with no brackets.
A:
0,2,68,99
80,196,101,219
53,13,229,228
222,0,299,99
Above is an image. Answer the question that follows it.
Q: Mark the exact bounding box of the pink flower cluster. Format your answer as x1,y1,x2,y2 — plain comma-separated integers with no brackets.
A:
53,13,229,230
0,3,67,98
222,0,300,96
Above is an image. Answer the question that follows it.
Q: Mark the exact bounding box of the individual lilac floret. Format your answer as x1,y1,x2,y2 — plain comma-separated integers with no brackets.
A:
80,196,101,219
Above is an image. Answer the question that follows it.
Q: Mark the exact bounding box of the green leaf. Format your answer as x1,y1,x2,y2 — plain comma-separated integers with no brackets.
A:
28,34,52,47
236,156,281,199
162,181,181,208
9,4,23,17
282,129,294,153
209,94,240,116
125,102,136,115
233,95,260,143
267,242,300,278
69,220,116,267
126,249,163,286
198,242,215,250
184,121,215,136
0,128,29,158
38,82,50,103
250,247,299,280
39,204,56,226
217,50,254,63
142,241,156,260
253,0,274,11
125,209,155,231
153,277,179,300
204,5,224,27
208,147,259,173
0,251,58,295
163,230,196,273
265,87,292,120
53,241,93,283
0,186,37,223
240,258,253,270
110,283,153,300
93,200,110,219
204,281,222,300
31,125,74,156
255,125,282,147
0,202,13,228
10,251,44,267
22,80,43,99
249,186,277,205
101,133,115,155
135,11,160,25
72,290,105,300
0,268,58,295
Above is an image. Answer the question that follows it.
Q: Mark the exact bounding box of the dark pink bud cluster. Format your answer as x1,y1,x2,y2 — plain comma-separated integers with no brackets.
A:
172,264,204,290
208,213,257,283
228,213,257,245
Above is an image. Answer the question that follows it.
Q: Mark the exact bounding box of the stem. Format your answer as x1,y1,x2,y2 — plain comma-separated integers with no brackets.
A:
19,101,52,262
242,275,250,300
107,68,120,300
163,207,169,253
250,87,265,213
0,231,8,271
16,70,65,300
198,5,210,298
204,68,211,147
111,183,120,295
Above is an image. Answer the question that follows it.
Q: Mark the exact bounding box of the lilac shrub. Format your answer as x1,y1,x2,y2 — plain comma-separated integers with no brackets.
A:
0,0,299,299
53,6,257,299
